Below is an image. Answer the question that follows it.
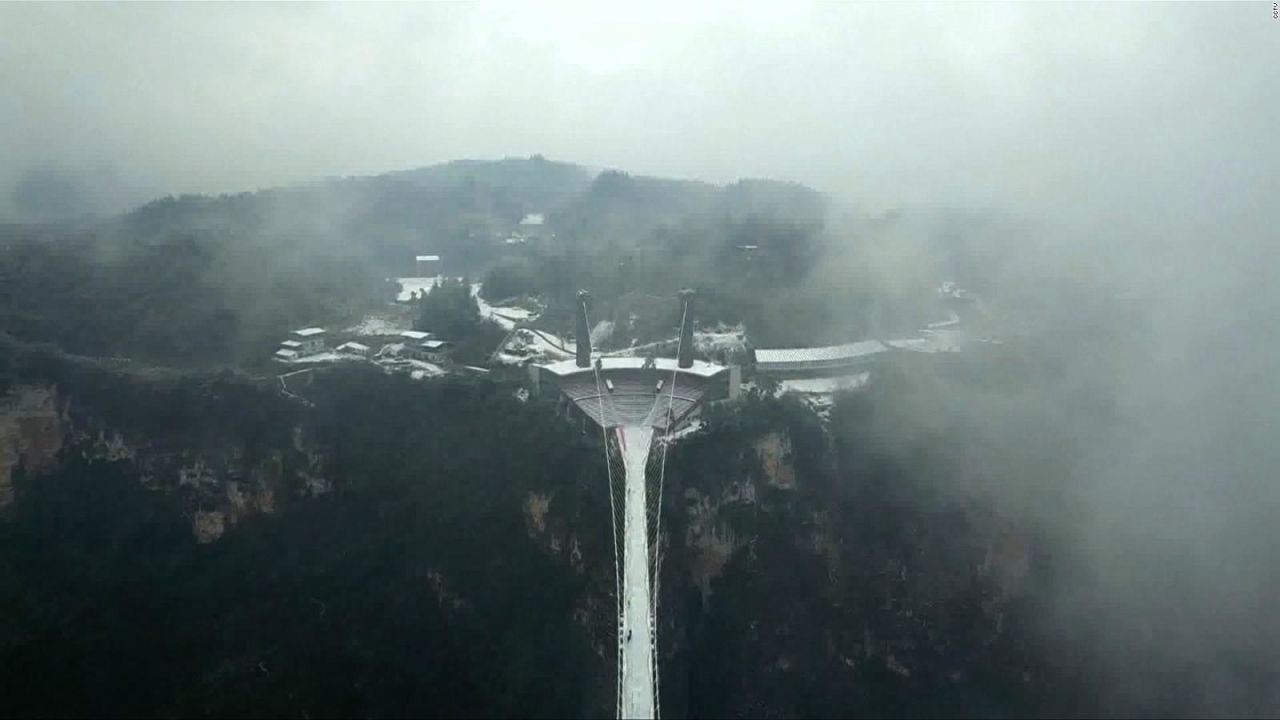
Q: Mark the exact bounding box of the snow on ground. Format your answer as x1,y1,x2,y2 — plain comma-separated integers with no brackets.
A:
494,328,575,365
470,283,542,330
921,328,964,352
376,356,445,380
591,320,614,345
926,309,961,330
661,419,703,443
346,314,409,336
694,325,748,356
290,352,358,365
395,276,442,302
376,342,406,358
883,337,936,353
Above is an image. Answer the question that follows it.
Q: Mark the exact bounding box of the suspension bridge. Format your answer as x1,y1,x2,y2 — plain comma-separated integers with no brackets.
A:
529,289,735,719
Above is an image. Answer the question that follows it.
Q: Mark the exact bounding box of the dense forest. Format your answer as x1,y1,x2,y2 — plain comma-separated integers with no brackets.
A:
0,156,987,368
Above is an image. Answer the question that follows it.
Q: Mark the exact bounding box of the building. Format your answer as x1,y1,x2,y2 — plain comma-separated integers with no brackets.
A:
405,339,448,362
336,341,371,357
532,356,733,434
400,330,433,342
419,339,450,363
752,339,888,378
274,348,300,363
284,328,327,355
415,254,440,276
517,213,545,240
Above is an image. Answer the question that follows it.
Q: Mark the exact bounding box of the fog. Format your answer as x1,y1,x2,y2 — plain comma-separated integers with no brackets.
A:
2,3,1272,216
3,1,1278,714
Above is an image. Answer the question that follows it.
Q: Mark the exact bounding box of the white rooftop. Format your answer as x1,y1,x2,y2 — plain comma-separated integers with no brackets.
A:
539,356,726,379
882,337,936,353
779,373,872,395
754,340,887,366
421,340,448,349
337,341,370,352
401,330,432,341
274,348,300,359
416,255,440,262
291,327,326,337
280,340,303,348
519,213,545,226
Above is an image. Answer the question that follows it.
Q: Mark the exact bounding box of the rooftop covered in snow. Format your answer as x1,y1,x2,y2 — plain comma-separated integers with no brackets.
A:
519,213,545,226
754,340,887,369
291,327,326,338
415,254,440,262
778,373,872,395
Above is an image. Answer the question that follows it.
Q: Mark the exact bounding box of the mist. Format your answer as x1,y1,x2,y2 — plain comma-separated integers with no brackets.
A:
3,1,1278,715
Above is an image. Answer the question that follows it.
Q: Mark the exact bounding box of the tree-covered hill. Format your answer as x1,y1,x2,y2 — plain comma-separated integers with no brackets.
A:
0,156,856,368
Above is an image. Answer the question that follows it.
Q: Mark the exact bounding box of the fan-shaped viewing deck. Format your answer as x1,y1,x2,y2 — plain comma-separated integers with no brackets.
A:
534,357,730,431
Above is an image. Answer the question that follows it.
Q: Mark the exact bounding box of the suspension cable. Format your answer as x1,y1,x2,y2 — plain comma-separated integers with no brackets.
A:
649,300,689,719
585,298,624,718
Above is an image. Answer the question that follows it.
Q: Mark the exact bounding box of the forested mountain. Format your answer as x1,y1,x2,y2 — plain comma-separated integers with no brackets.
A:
0,156,855,367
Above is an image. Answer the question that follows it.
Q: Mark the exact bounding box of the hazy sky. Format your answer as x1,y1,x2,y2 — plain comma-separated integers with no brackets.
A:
1,1,1275,220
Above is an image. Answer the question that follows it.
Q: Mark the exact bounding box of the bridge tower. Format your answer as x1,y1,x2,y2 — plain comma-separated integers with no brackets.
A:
677,289,695,369
576,289,593,368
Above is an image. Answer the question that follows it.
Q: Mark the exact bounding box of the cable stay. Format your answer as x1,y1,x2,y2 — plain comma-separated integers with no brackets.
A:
585,298,625,719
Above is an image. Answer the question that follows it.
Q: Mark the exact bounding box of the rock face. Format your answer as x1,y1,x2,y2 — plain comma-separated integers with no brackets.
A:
754,431,795,489
654,410,1049,718
0,381,327,542
0,384,63,508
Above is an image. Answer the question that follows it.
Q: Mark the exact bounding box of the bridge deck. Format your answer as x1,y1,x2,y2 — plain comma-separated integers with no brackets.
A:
618,425,655,719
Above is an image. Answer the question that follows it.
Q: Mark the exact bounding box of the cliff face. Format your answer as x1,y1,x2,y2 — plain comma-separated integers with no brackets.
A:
0,380,325,542
0,384,63,508
514,410,1045,717
0,352,1054,717
0,365,609,718
654,406,1051,718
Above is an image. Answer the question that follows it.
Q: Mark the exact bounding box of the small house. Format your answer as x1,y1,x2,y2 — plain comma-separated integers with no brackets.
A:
400,330,433,342
518,213,545,240
415,254,440,276
336,341,371,357
289,328,327,354
418,339,450,363
274,348,300,363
